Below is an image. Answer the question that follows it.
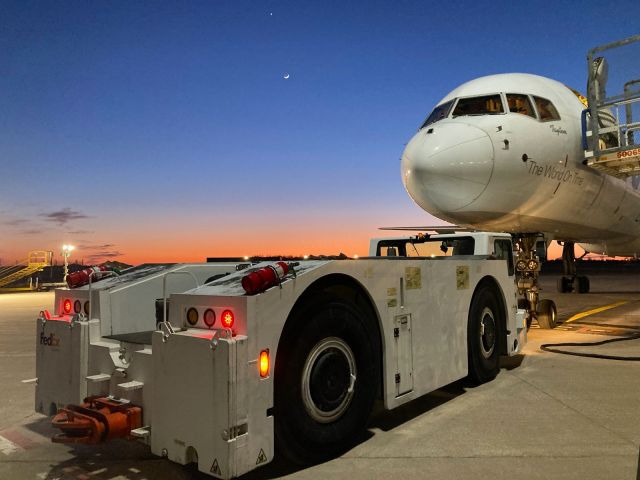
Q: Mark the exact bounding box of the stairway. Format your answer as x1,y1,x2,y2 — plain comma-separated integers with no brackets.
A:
0,250,53,288
0,265,44,288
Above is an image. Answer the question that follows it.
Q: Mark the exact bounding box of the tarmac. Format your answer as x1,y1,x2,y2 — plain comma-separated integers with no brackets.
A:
0,266,639,480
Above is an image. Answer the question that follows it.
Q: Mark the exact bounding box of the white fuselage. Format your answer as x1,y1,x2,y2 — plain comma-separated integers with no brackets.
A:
401,73,640,256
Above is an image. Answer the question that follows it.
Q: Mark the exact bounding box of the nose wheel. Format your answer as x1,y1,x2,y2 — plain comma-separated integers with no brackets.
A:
536,299,557,329
514,234,557,329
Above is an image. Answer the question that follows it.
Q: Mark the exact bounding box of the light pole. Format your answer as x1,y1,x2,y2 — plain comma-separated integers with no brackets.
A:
61,244,75,280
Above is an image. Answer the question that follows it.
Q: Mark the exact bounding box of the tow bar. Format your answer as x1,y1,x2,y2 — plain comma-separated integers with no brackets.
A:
51,396,142,444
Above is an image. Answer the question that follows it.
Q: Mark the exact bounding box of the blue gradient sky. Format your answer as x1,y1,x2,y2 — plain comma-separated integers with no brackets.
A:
1,1,639,264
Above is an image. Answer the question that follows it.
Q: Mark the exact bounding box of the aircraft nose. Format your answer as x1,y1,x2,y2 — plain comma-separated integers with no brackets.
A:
401,122,494,213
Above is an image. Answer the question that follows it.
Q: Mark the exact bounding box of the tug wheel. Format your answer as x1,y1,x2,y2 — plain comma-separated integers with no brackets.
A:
467,283,503,384
275,294,379,465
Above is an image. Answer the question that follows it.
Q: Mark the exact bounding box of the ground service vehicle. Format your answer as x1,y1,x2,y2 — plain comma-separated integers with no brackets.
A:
33,232,526,479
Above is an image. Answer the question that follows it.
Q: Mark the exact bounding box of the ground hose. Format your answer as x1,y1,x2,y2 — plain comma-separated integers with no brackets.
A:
540,333,640,361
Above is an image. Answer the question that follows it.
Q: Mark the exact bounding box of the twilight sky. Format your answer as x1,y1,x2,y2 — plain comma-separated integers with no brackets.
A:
1,1,639,265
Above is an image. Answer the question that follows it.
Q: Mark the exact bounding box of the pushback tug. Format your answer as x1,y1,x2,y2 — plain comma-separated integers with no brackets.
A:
34,232,525,479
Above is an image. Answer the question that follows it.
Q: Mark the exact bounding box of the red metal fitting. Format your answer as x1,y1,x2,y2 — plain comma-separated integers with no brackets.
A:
66,266,111,289
51,397,142,445
242,262,289,295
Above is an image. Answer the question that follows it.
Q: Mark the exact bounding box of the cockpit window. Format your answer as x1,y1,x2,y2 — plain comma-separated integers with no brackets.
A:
452,94,504,118
420,100,454,129
506,94,536,118
532,96,561,121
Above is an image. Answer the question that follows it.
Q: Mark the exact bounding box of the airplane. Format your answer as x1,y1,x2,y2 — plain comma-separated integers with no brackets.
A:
399,72,640,328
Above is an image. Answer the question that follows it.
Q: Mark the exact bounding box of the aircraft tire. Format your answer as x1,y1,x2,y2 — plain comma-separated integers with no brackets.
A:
537,299,557,329
577,275,590,294
274,294,379,465
557,276,572,293
467,284,502,384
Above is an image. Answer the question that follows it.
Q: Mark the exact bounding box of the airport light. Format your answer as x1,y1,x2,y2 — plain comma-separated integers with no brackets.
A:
61,244,75,279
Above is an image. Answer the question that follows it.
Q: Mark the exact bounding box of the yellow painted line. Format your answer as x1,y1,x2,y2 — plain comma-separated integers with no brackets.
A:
564,300,629,324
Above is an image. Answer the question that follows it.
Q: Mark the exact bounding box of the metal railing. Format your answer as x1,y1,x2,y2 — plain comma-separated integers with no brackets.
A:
584,35,640,178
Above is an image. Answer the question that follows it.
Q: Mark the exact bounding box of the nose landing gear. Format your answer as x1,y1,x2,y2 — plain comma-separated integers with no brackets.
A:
514,234,557,329
557,241,590,293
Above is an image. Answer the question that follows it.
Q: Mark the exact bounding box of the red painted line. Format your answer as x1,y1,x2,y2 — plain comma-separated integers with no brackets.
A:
0,428,39,450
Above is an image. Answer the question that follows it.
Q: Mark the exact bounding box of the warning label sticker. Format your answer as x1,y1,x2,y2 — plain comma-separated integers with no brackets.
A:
456,266,469,290
405,267,422,290
210,458,222,477
256,448,268,465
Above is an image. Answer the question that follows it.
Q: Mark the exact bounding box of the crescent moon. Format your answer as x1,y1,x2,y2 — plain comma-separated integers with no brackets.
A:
284,73,290,79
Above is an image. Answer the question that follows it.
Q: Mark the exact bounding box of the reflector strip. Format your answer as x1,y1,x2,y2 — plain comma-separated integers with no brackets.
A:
259,350,269,378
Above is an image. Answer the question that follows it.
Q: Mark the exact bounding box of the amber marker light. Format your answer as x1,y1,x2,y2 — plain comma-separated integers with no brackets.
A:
186,307,199,326
259,349,270,378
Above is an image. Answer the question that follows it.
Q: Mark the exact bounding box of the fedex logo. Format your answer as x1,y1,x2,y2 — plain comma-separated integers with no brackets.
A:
40,332,60,347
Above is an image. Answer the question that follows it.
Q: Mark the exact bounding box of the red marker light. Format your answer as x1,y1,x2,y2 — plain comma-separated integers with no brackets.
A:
203,308,216,328
259,349,270,378
221,309,234,329
63,299,72,314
